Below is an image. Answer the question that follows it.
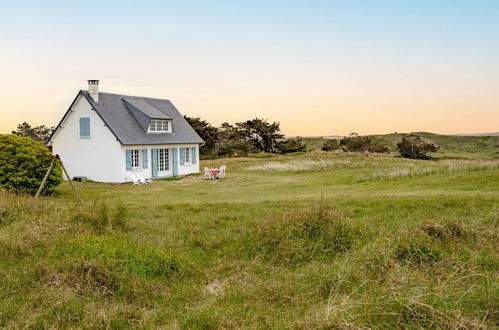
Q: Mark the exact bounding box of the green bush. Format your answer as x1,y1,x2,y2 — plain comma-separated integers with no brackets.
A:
321,139,340,151
275,137,307,154
340,133,388,153
397,134,439,159
340,133,372,152
0,134,62,194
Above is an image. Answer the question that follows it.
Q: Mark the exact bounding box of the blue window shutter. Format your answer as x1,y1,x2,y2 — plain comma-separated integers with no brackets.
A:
151,149,158,177
191,147,197,164
125,150,132,171
79,117,90,137
142,149,148,169
180,148,185,165
173,148,179,176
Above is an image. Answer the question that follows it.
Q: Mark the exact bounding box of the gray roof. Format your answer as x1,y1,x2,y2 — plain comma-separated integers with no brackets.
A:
71,91,203,145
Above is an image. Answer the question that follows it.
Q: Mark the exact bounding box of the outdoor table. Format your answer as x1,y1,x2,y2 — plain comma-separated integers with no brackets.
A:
210,168,220,179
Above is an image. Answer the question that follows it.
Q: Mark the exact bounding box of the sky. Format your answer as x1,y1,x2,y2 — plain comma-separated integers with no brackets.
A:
1,0,498,136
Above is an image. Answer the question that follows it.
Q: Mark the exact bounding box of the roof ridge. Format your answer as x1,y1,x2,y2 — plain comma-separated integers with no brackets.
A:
96,91,171,102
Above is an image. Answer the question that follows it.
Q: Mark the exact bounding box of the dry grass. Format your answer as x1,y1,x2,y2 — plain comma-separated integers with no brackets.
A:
358,160,499,182
246,159,368,172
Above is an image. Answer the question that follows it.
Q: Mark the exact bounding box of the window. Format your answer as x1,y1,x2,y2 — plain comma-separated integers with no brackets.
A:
131,149,140,169
79,117,90,137
158,149,170,171
148,120,170,133
183,147,191,164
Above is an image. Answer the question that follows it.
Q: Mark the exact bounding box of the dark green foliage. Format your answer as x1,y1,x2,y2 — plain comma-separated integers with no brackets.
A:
183,116,219,155
0,134,62,195
340,133,389,153
321,139,340,151
52,236,180,278
235,118,284,153
397,134,439,159
275,137,308,154
185,116,284,156
216,122,253,156
11,121,53,142
340,133,372,151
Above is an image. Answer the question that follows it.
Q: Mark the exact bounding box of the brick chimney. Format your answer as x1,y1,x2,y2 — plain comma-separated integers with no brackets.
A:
88,80,99,102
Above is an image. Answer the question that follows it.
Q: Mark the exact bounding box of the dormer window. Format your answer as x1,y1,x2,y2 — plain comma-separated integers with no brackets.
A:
148,119,171,133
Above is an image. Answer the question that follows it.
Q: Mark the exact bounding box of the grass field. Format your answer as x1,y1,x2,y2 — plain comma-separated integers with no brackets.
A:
1,149,498,328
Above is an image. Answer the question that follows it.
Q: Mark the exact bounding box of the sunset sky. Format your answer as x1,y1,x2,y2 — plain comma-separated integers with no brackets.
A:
1,0,498,136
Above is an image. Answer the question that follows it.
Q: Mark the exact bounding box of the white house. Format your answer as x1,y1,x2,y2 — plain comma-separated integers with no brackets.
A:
47,80,204,183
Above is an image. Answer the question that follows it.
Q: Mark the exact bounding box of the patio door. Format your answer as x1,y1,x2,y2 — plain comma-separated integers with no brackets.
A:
156,148,171,177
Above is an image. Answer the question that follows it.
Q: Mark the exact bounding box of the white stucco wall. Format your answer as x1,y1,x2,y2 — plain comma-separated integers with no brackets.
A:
50,95,124,183
121,144,200,182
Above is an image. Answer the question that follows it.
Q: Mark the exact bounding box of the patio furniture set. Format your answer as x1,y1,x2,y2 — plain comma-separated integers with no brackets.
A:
204,165,226,180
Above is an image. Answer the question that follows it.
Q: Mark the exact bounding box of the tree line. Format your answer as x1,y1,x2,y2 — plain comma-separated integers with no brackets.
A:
10,119,440,160
183,116,307,157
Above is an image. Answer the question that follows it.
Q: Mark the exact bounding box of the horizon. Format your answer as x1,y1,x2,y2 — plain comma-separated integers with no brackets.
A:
1,0,498,136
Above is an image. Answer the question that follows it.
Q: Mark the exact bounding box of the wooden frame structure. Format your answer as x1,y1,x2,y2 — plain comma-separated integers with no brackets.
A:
35,154,82,205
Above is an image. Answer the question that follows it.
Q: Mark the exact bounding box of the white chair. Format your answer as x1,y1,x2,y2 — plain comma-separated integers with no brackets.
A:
219,165,226,179
204,167,213,180
130,174,141,185
137,174,152,184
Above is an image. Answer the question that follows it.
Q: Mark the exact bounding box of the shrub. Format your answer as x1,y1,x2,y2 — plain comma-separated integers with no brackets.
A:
340,133,372,152
397,134,439,159
321,139,340,151
340,133,388,153
275,137,307,154
0,134,62,195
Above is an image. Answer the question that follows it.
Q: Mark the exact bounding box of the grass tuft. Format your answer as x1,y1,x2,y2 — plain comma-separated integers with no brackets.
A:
394,234,447,265
50,236,180,278
72,202,128,234
244,205,367,264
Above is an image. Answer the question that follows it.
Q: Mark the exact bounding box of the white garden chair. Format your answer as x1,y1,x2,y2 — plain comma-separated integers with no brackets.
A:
137,174,152,184
130,174,141,185
219,165,226,179
204,167,213,180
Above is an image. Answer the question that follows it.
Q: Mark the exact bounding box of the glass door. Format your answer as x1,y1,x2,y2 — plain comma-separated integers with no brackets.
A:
156,148,170,177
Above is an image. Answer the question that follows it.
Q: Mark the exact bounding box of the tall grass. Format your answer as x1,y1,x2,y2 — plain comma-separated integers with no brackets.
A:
1,151,497,328
242,205,367,264
357,160,499,182
246,159,367,172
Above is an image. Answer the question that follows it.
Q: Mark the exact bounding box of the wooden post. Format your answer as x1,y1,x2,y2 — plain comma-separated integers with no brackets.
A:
35,155,57,198
57,155,82,205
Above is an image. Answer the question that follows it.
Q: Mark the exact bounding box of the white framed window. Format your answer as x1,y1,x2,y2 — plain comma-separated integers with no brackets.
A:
131,149,140,169
183,148,191,164
148,120,171,133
